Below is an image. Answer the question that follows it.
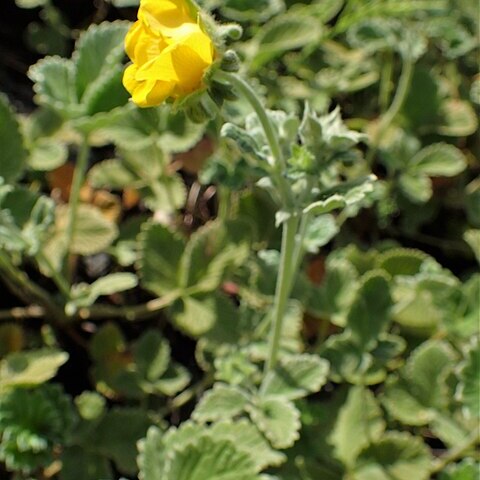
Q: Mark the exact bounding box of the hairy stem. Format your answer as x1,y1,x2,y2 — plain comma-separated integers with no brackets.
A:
216,71,293,207
63,137,90,279
217,71,284,167
262,214,300,379
367,56,414,164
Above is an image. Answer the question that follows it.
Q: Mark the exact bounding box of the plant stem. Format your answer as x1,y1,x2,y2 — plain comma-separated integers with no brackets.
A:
367,56,414,164
262,214,300,379
0,305,45,320
216,71,284,167
0,252,65,322
63,137,90,278
431,427,479,474
379,50,394,112
36,251,71,300
216,71,309,382
77,290,181,321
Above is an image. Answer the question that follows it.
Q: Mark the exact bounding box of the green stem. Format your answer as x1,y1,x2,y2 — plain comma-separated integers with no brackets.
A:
216,71,284,167
36,251,71,300
367,56,414,164
291,211,310,276
216,71,305,384
262,214,300,379
431,427,479,474
379,50,394,112
77,290,180,321
63,137,90,278
0,252,65,322
0,305,45,320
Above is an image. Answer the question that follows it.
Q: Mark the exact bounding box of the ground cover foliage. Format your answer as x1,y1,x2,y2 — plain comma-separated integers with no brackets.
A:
0,0,479,478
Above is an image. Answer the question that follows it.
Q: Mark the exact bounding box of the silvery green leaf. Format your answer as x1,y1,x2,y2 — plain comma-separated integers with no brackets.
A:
408,143,467,177
0,349,68,392
0,94,27,183
347,271,392,350
329,386,385,467
209,419,286,471
28,138,68,171
308,257,359,327
193,384,250,422
456,337,480,419
303,214,339,253
261,353,329,400
303,194,346,215
353,432,431,480
399,173,432,203
247,397,301,449
163,435,259,480
382,340,456,425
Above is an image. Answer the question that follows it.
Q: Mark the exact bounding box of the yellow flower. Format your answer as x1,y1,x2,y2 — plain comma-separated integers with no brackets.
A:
123,0,215,107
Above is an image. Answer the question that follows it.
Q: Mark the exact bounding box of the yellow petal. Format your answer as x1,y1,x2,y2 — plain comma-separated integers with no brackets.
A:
138,0,194,36
126,21,168,66
136,44,179,83
178,24,214,65
145,80,176,106
123,63,139,96
125,21,143,62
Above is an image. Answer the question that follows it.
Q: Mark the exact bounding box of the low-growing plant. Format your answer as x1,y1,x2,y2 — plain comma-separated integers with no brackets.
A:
0,0,478,478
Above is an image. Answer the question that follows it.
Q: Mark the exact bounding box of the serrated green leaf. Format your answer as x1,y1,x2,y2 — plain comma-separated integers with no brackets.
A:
0,187,55,255
308,257,359,327
83,64,130,115
347,272,392,350
409,143,467,177
353,432,431,480
0,94,27,183
58,204,118,255
133,330,171,382
248,397,300,449
456,338,480,418
437,99,478,137
73,22,129,100
329,386,385,467
209,419,286,471
382,340,456,425
179,220,250,293
138,222,185,296
89,158,137,189
399,172,432,203
71,273,138,309
164,435,259,480
29,56,79,117
173,293,230,337
193,384,250,422
261,354,329,400
375,248,429,276
303,195,346,215
0,349,68,391
28,138,68,171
